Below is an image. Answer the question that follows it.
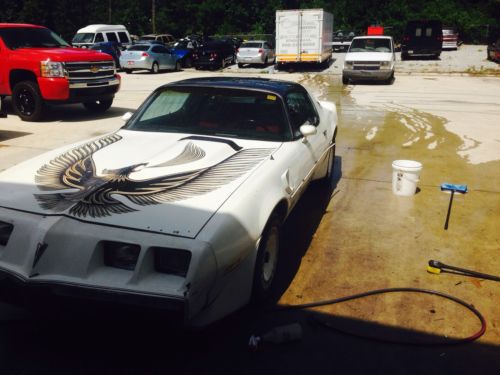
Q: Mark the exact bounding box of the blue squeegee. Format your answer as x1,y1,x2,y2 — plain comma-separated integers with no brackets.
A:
441,183,467,230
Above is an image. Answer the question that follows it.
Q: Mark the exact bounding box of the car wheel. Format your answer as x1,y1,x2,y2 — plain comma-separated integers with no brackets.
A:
83,99,113,113
386,71,395,85
221,58,226,69
238,63,243,68
252,214,281,303
12,80,45,122
184,57,192,68
342,75,349,85
175,61,182,71
263,57,268,67
318,141,336,186
401,53,408,61
150,62,159,74
124,69,132,74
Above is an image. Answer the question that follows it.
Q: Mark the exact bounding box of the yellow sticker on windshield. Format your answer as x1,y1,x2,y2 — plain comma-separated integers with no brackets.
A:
267,95,277,101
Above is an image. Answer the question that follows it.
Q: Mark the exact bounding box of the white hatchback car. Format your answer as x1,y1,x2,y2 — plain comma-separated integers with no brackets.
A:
0,77,337,326
342,36,396,84
237,40,275,67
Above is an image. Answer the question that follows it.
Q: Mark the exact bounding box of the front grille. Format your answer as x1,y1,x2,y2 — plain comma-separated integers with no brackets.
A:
353,61,380,70
65,61,116,83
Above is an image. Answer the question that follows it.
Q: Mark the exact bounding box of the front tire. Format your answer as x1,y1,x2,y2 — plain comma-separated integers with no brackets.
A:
83,99,113,113
175,61,181,71
252,215,281,303
12,80,45,122
342,75,349,85
318,141,336,186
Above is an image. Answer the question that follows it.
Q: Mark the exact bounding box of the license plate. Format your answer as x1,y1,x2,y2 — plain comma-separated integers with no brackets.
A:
127,61,135,65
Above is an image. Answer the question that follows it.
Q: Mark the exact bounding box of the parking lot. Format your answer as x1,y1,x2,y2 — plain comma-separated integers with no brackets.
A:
0,46,499,373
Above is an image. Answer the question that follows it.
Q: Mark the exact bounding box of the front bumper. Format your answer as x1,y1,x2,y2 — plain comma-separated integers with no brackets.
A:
343,68,393,81
39,76,120,104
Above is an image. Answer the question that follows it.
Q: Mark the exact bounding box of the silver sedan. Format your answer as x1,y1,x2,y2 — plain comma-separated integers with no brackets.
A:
120,43,181,74
237,40,275,67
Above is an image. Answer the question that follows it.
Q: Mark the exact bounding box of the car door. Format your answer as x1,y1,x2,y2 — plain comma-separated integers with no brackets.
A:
282,89,330,202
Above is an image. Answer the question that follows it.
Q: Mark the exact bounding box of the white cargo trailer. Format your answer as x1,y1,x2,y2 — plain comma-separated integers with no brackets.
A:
275,9,333,67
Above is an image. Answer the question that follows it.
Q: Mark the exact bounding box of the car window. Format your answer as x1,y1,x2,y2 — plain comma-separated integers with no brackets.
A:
425,28,433,37
350,38,391,52
118,32,130,43
285,91,317,137
415,28,422,37
95,33,104,42
241,42,261,48
151,46,162,53
126,87,290,142
127,45,149,51
106,32,118,42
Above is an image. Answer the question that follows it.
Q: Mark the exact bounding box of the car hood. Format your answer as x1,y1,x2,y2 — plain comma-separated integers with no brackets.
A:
0,130,278,238
11,47,113,62
345,52,393,62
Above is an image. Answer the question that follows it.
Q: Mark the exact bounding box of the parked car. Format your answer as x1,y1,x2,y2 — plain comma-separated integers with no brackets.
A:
140,33,176,46
192,40,235,69
342,35,396,84
487,33,500,62
237,40,275,67
332,30,356,51
401,20,443,60
442,26,459,50
120,43,182,74
170,38,199,68
72,24,132,49
90,41,122,69
0,23,120,121
0,77,337,326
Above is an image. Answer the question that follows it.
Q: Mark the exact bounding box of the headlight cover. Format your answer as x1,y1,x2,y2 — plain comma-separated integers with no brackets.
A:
103,241,141,271
41,60,66,78
380,61,391,68
344,61,353,69
153,247,191,277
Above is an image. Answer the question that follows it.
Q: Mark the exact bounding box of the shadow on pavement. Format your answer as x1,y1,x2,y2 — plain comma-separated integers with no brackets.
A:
0,130,32,142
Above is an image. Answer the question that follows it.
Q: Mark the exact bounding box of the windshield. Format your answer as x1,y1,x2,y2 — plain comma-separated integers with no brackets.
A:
140,36,156,40
0,27,70,49
72,33,95,43
349,38,391,52
127,45,150,51
241,42,263,48
124,87,290,142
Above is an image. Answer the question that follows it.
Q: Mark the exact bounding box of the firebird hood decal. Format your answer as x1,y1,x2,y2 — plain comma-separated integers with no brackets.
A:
33,133,273,218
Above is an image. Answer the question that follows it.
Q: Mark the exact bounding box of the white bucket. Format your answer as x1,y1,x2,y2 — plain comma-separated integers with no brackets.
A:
392,160,422,196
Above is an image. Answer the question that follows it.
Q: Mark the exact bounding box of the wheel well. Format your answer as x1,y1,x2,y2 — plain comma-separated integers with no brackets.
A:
10,70,37,90
271,199,289,224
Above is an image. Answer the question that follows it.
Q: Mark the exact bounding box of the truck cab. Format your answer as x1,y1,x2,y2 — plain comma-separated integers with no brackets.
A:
0,23,121,121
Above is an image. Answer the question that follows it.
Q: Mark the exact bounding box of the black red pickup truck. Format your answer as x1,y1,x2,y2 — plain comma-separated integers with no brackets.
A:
0,23,120,121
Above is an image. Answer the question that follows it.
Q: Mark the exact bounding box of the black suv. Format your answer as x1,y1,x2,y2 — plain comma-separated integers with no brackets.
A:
193,40,235,70
401,20,443,60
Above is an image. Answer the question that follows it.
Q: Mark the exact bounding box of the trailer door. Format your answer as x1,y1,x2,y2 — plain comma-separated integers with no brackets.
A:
300,11,322,62
276,11,301,62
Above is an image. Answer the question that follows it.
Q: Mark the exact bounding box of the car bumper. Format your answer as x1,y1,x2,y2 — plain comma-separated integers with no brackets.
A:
442,41,458,49
119,58,153,70
237,56,265,64
343,69,393,81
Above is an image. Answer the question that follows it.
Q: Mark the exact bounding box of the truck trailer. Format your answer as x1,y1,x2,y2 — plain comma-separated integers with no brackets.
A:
275,9,333,68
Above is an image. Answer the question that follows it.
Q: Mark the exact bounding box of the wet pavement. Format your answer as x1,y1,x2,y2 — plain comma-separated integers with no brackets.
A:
0,67,499,373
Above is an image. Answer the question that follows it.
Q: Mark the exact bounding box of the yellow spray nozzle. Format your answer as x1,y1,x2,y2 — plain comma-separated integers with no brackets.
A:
427,266,441,274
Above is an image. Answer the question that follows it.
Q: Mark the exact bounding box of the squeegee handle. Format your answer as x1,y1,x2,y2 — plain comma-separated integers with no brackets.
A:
444,190,455,230
438,262,500,282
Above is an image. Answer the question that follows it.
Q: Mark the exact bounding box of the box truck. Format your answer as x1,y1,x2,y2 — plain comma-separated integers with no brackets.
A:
275,9,333,68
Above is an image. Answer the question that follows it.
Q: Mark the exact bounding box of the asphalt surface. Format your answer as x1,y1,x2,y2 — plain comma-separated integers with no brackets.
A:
0,47,499,374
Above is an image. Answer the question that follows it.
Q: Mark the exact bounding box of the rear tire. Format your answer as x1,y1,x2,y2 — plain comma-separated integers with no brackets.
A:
252,215,282,304
124,69,132,74
83,99,113,113
342,75,349,85
238,63,243,68
12,80,45,122
150,62,159,74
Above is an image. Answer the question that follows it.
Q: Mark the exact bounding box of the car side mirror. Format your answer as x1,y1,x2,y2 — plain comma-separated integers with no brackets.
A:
122,112,133,121
300,124,317,141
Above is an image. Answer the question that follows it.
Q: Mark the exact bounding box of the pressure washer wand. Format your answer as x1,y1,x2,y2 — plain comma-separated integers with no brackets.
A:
428,260,500,281
440,183,467,230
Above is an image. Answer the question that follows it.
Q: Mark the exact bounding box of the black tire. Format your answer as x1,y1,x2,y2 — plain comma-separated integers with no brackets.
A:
184,57,192,68
12,80,45,122
386,71,395,85
175,61,181,71
252,215,282,303
342,75,349,85
401,52,408,61
263,57,268,67
83,99,113,113
220,58,226,69
150,62,159,74
238,63,243,68
124,69,132,74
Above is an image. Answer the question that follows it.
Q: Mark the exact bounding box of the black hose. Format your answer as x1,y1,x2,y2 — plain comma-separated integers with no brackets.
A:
272,287,486,345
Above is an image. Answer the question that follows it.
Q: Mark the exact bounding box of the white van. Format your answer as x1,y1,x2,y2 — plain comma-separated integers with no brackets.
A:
72,25,132,48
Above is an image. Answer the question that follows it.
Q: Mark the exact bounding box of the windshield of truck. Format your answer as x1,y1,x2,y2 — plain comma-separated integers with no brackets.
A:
124,87,290,142
0,27,70,49
72,33,95,43
350,38,391,52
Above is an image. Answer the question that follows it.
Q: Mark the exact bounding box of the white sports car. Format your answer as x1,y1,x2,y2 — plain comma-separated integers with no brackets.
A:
0,77,337,326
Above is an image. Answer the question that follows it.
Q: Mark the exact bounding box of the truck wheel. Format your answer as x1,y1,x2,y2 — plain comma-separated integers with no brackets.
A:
252,214,281,303
150,62,159,74
83,99,113,113
12,81,45,122
175,61,182,71
342,75,349,85
124,69,132,74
